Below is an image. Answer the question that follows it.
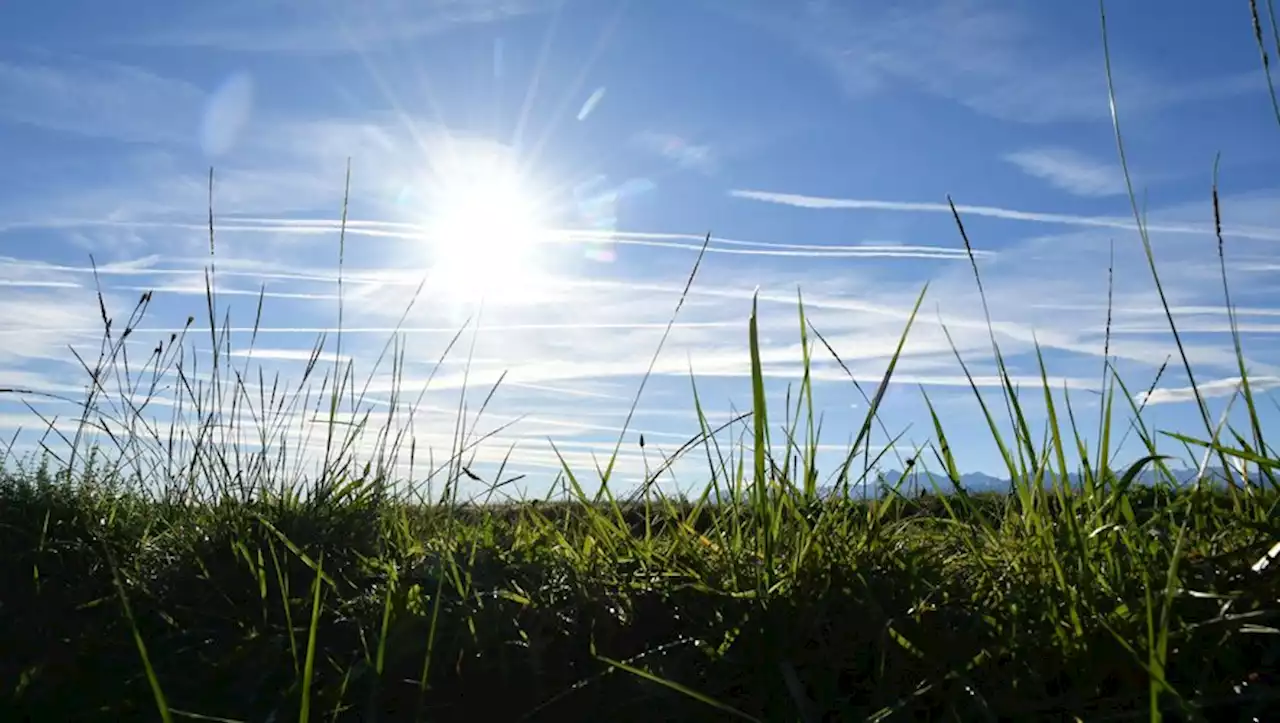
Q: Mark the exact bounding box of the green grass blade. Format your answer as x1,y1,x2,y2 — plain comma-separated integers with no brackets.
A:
105,542,173,723
595,655,763,722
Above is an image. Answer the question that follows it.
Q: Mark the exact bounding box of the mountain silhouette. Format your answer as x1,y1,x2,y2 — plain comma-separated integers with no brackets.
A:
818,465,1263,499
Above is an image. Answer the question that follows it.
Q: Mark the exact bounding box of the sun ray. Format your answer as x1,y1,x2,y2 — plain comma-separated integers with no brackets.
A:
410,135,556,310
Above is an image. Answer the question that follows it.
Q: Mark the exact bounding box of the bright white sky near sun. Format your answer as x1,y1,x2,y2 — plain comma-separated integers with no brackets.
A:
3,0,1280,497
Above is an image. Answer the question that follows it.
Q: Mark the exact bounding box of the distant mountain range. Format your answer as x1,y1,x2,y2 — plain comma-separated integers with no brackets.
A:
819,466,1265,499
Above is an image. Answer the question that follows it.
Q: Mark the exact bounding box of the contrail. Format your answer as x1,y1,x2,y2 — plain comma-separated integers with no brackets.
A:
729,189,1280,242
3,216,988,259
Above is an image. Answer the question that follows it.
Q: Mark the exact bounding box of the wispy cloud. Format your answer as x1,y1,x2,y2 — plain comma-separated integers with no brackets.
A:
0,289,124,364
1002,147,1127,197
1137,376,1280,405
633,131,716,174
728,190,1280,242
0,280,81,289
713,0,1261,124
0,117,431,231
136,0,558,54
0,58,204,144
3,217,988,262
228,348,353,365
12,187,1278,392
1,196,1268,488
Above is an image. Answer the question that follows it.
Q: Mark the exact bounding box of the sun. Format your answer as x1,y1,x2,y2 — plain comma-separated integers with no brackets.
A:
417,139,553,308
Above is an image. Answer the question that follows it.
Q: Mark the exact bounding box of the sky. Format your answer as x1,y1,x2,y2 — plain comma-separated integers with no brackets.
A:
3,0,1280,499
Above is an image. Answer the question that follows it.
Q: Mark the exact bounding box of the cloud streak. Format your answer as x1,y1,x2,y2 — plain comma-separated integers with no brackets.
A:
136,0,559,54
1138,376,1280,405
1002,148,1127,197
0,59,204,144
715,0,1262,124
2,218,989,261
728,190,1280,242
633,131,716,174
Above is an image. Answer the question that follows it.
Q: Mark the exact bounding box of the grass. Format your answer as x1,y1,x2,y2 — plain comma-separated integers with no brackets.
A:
3,3,1280,720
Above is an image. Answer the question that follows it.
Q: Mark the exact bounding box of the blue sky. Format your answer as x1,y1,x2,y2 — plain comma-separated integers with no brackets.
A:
3,0,1280,498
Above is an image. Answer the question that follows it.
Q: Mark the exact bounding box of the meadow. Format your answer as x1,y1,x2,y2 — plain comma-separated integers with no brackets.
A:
3,5,1280,722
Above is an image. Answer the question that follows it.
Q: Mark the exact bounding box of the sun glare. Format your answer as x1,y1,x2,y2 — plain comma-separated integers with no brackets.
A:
418,139,552,307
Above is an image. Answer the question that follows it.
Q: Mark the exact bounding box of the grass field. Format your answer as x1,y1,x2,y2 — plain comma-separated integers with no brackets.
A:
3,3,1280,721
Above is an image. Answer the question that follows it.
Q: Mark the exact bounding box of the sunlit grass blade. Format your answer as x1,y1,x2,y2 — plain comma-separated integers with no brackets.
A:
747,291,773,589
595,654,763,723
1099,0,1238,493
299,551,326,723
824,284,928,495
600,233,711,489
105,542,173,723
